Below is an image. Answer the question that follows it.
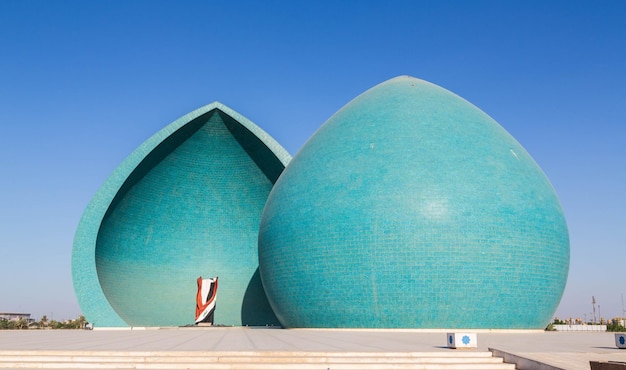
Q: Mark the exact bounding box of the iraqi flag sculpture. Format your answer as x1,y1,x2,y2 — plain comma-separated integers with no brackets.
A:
195,276,218,325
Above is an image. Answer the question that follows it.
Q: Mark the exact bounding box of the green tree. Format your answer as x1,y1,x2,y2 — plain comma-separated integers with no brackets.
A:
39,315,48,329
607,321,626,332
49,320,63,329
15,318,28,330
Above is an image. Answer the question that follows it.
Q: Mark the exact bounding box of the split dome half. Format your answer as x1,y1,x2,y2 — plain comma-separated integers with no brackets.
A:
73,76,569,329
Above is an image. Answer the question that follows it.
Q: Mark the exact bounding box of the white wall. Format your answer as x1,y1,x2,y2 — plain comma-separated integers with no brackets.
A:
553,324,607,331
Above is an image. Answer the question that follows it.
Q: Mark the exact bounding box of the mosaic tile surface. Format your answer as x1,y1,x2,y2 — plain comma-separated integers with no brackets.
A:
258,76,569,329
73,102,290,327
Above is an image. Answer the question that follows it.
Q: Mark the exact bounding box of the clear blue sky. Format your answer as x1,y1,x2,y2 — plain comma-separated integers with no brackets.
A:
1,1,624,323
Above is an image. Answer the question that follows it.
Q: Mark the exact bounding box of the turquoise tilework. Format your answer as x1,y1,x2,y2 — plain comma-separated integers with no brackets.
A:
73,102,290,327
258,76,569,329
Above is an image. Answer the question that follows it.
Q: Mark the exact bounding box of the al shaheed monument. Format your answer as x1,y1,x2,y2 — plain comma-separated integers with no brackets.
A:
72,76,569,329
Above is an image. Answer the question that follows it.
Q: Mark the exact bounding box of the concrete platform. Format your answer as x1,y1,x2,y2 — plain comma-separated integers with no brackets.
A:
0,327,624,369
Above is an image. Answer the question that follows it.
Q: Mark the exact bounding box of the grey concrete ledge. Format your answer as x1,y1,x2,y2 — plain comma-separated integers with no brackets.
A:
490,348,565,370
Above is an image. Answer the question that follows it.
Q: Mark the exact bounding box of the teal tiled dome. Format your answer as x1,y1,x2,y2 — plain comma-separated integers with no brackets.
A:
73,102,290,327
258,76,569,329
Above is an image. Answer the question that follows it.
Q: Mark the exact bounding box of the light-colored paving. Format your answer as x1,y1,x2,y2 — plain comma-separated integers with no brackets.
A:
0,327,624,369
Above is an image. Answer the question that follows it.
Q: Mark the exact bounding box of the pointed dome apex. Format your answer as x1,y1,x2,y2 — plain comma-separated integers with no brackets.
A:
375,75,431,86
334,75,469,122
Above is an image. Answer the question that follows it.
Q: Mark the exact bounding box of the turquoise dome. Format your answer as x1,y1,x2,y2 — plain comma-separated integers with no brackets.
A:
258,76,569,329
73,102,290,327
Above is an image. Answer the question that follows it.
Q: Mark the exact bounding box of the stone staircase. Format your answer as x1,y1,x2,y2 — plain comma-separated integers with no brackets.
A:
0,350,516,369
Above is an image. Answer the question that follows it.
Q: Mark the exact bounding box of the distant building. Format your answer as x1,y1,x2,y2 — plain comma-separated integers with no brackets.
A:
0,312,33,322
611,318,626,327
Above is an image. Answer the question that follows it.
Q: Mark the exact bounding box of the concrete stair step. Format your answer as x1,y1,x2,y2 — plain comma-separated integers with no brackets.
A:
0,350,516,370
0,351,498,358
0,354,506,363
0,357,508,364
0,366,511,369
